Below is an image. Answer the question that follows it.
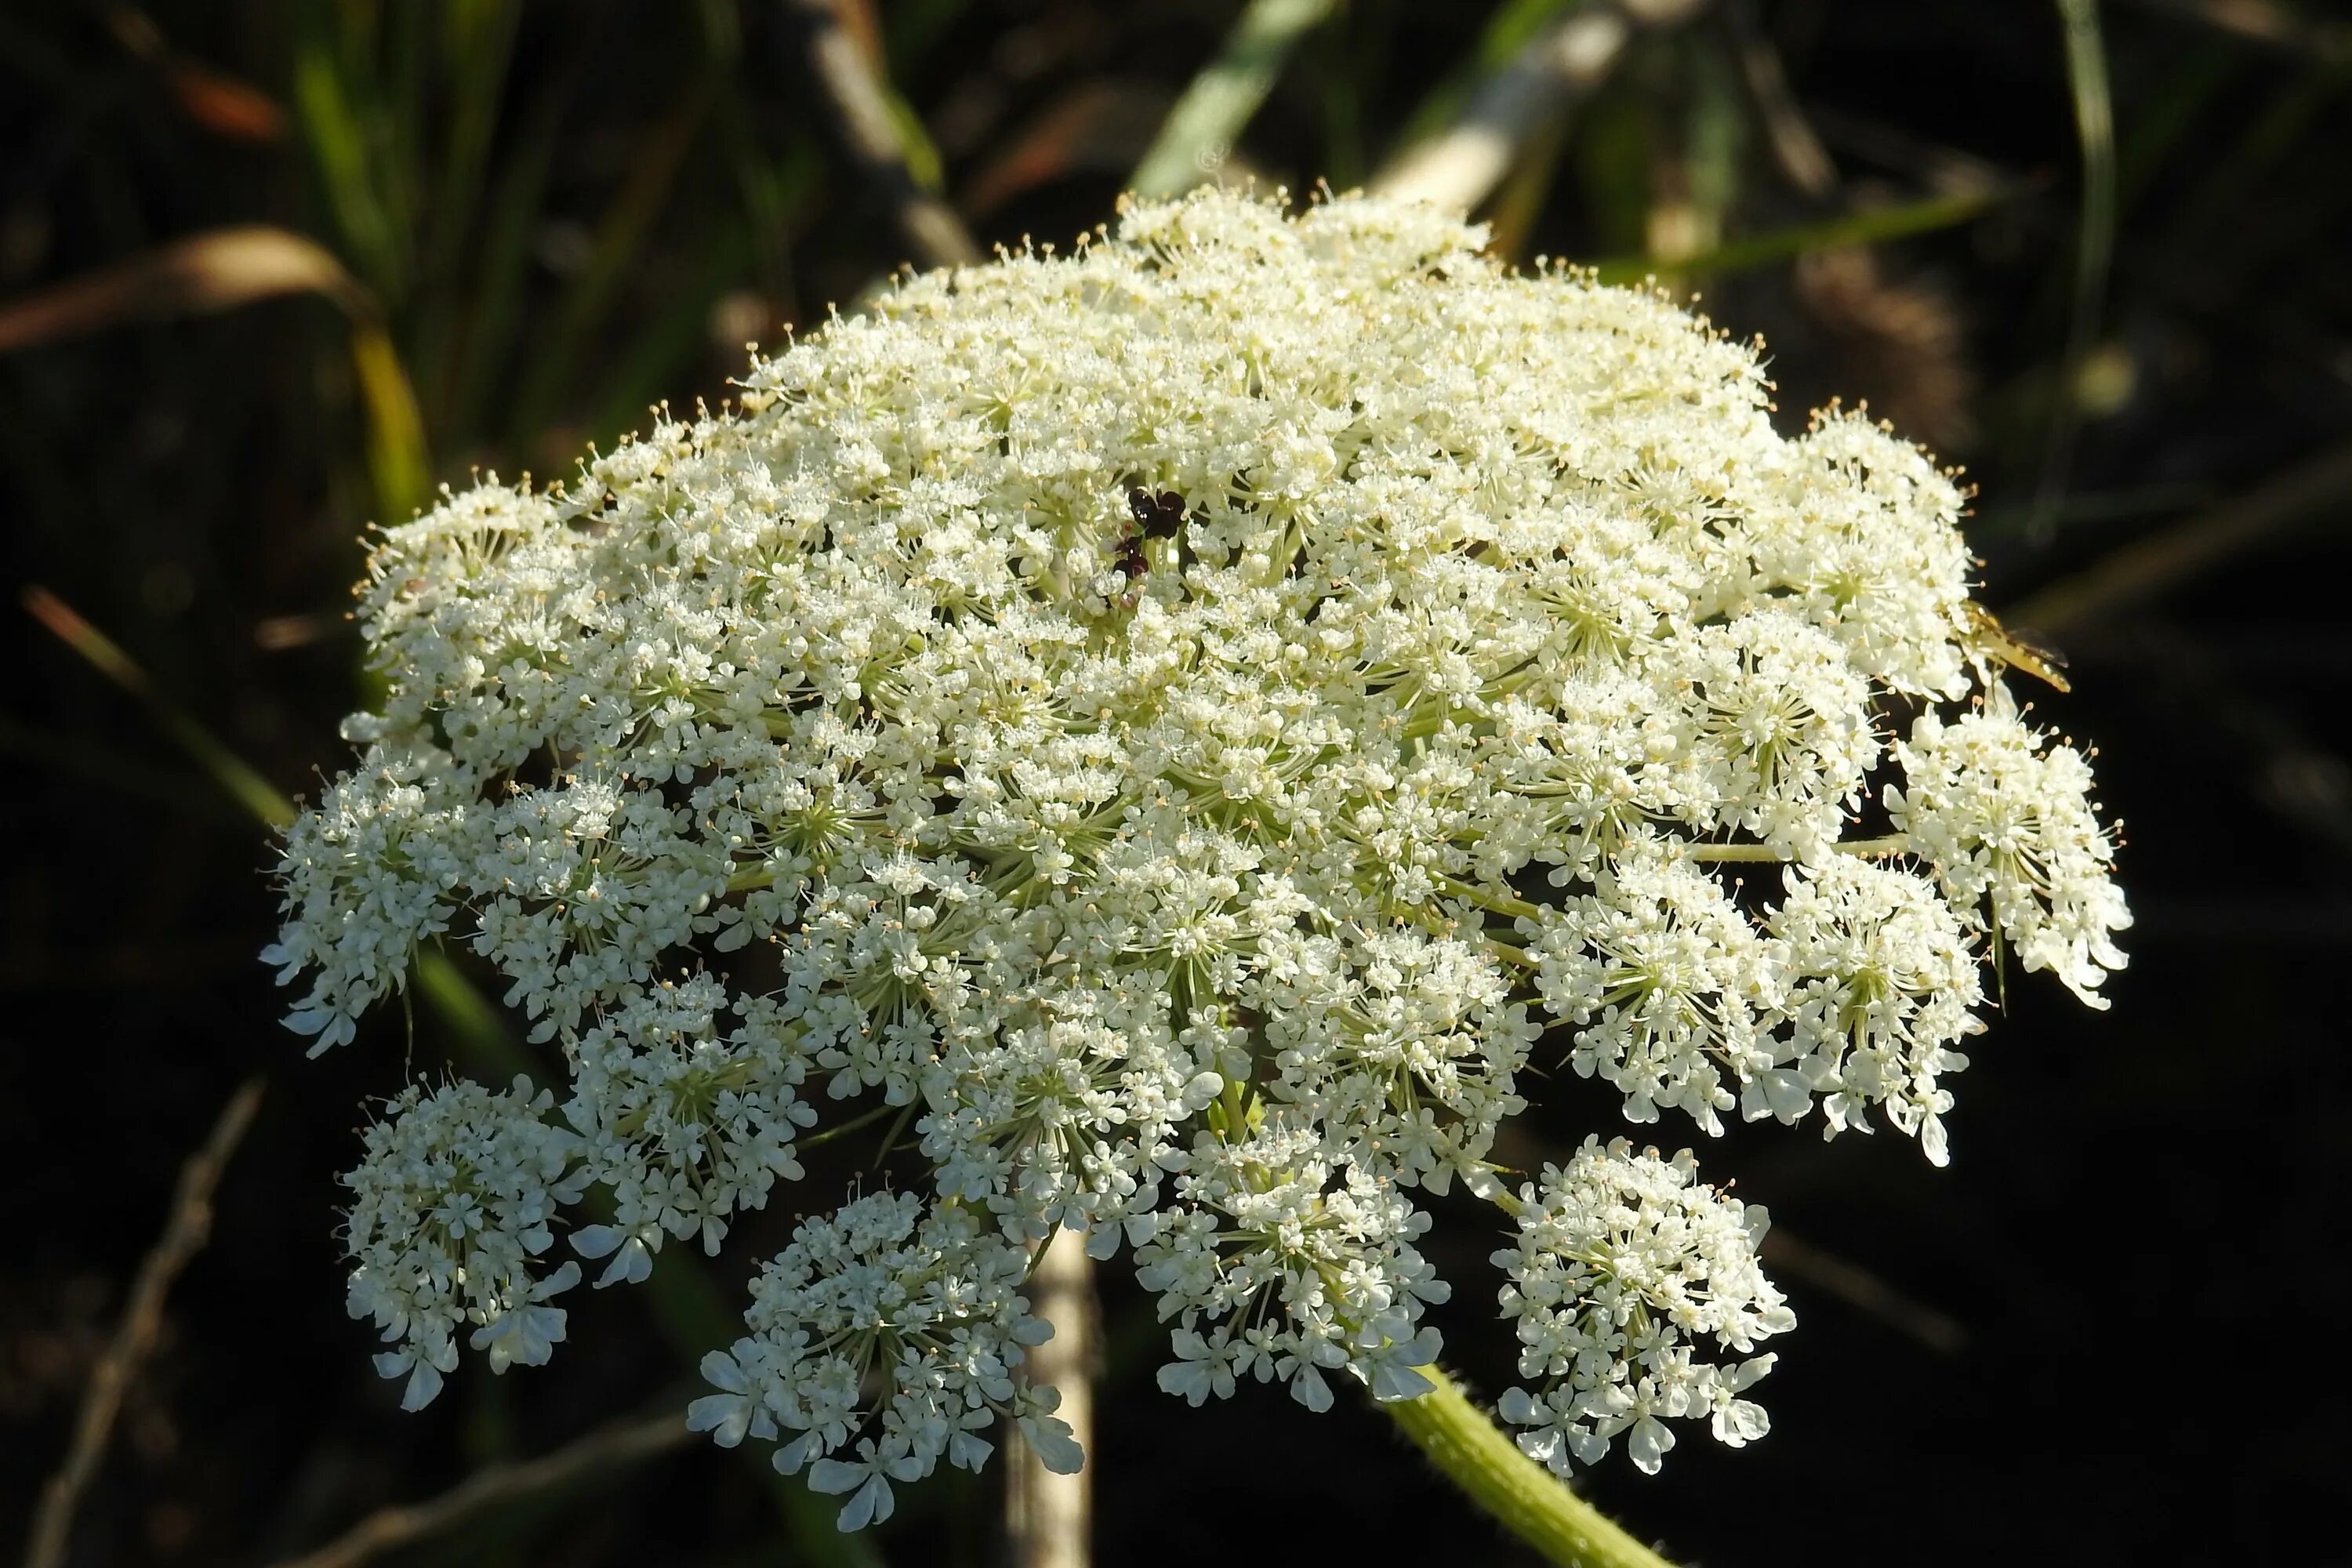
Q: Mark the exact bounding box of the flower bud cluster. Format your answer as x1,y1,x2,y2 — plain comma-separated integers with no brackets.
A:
281,189,2129,1507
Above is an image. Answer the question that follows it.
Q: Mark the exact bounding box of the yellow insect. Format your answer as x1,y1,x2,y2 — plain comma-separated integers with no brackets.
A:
1962,603,2071,694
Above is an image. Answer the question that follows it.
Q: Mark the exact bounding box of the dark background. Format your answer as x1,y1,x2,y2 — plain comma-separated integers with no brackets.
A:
4,2,2349,1564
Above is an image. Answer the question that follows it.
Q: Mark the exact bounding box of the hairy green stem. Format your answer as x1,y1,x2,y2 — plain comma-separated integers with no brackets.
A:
1379,1367,1672,1568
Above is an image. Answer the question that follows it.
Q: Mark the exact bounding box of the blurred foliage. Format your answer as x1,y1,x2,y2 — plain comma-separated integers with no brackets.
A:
4,2,2351,1565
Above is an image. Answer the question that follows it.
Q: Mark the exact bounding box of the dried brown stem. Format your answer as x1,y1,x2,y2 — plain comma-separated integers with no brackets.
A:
1007,1240,1095,1568
22,1079,265,1568
267,1410,692,1568
0,227,363,354
787,0,981,270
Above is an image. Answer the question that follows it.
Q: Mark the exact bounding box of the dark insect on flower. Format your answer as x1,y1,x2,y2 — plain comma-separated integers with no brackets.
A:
1127,487,1188,539
1115,488,1188,606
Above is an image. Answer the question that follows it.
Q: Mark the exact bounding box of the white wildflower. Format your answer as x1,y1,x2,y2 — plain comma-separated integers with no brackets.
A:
269,188,2128,1503
1745,409,1976,700
263,742,482,1053
780,854,1011,1106
564,974,818,1283
1762,856,1984,1163
1889,703,2131,1005
1529,838,1777,1136
686,1192,1077,1531
1136,1114,1450,1411
1494,1137,1791,1477
1261,927,1534,1189
1649,609,1878,861
1486,673,1686,882
919,982,1221,1250
469,775,734,1042
342,1076,587,1410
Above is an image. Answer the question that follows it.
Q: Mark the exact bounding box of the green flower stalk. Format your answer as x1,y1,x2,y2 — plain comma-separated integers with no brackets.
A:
1388,1366,1669,1568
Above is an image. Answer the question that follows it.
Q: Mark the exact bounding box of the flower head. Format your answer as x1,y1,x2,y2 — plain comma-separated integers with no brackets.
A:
1135,1112,1450,1411
918,981,1224,1247
686,1192,1077,1530
342,1076,587,1409
1763,855,1984,1163
272,187,2127,1508
1530,837,1777,1137
1494,1137,1792,1476
1889,702,2130,1005
564,973,818,1283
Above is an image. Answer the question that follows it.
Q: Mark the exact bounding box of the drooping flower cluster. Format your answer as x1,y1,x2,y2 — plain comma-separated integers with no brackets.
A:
342,1077,588,1410
276,188,2129,1517
688,1192,1081,1530
563,974,816,1283
1494,1138,1792,1476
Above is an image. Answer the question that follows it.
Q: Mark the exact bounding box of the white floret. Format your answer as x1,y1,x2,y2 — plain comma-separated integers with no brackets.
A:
688,1192,1078,1531
1493,1137,1792,1476
342,1076,588,1409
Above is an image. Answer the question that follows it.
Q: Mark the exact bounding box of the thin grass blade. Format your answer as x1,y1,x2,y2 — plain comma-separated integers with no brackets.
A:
1130,0,1338,199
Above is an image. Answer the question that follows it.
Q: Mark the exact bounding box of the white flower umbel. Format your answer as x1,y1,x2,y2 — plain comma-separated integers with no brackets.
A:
1136,1113,1450,1411
1529,837,1777,1137
1889,701,2131,1006
1261,927,1534,1189
342,1077,588,1410
1494,1138,1792,1477
1650,609,1879,862
1762,856,1984,1163
688,1192,1080,1531
918,982,1224,1249
564,974,818,1284
263,741,482,1054
269,189,2130,1518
